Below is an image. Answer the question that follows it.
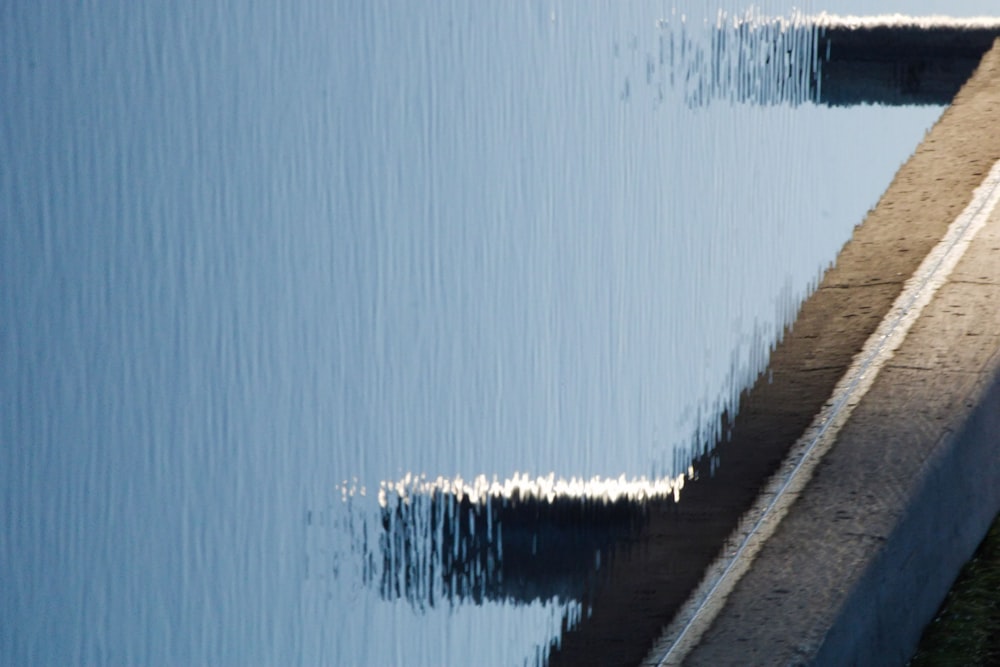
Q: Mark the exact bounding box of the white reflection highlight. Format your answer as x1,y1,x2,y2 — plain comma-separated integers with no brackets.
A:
373,470,691,508
813,13,1000,28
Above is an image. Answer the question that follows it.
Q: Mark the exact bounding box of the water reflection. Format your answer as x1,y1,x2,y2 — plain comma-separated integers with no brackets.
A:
813,15,1000,105
656,9,821,107
348,432,779,666
372,474,683,607
325,10,974,665
665,12,1000,107
302,6,957,664
1,1,961,666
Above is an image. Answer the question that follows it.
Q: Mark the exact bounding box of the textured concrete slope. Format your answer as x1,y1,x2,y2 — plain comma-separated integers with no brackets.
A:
680,40,1000,667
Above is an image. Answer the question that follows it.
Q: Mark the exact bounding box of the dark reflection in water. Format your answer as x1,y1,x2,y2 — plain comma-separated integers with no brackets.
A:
380,494,616,607
668,14,1000,107
376,483,661,608
812,19,1000,105
813,18,1000,105
362,448,730,666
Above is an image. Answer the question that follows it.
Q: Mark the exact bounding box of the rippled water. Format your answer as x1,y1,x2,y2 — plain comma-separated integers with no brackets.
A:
1,1,991,665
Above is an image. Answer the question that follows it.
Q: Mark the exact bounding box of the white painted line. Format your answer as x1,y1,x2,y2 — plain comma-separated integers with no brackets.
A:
645,157,1000,667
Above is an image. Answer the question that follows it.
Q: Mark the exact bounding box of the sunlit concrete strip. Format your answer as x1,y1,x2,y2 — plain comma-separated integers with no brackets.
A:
646,39,1000,667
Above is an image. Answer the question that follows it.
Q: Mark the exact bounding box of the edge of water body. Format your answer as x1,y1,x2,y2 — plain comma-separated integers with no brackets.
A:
651,142,1000,667
648,37,1000,667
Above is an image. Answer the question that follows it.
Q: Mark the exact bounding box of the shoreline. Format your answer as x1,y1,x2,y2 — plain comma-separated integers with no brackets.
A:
663,38,1000,666
548,37,1000,667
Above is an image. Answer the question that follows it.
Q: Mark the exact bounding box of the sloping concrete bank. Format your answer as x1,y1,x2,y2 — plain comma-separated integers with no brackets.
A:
651,39,1000,667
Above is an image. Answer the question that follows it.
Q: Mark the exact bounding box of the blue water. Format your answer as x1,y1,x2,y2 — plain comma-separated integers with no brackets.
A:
1,1,990,665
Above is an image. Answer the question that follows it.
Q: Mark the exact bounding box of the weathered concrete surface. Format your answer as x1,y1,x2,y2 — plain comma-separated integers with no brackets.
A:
549,39,1000,667
682,41,1000,666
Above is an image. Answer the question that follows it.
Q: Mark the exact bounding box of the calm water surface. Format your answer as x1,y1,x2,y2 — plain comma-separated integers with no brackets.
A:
1,1,990,665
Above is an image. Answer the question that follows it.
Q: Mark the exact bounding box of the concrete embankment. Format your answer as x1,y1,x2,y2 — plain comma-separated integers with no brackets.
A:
653,39,1000,666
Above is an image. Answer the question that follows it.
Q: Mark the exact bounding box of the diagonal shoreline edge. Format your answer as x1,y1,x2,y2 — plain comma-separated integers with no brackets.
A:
645,156,1000,666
